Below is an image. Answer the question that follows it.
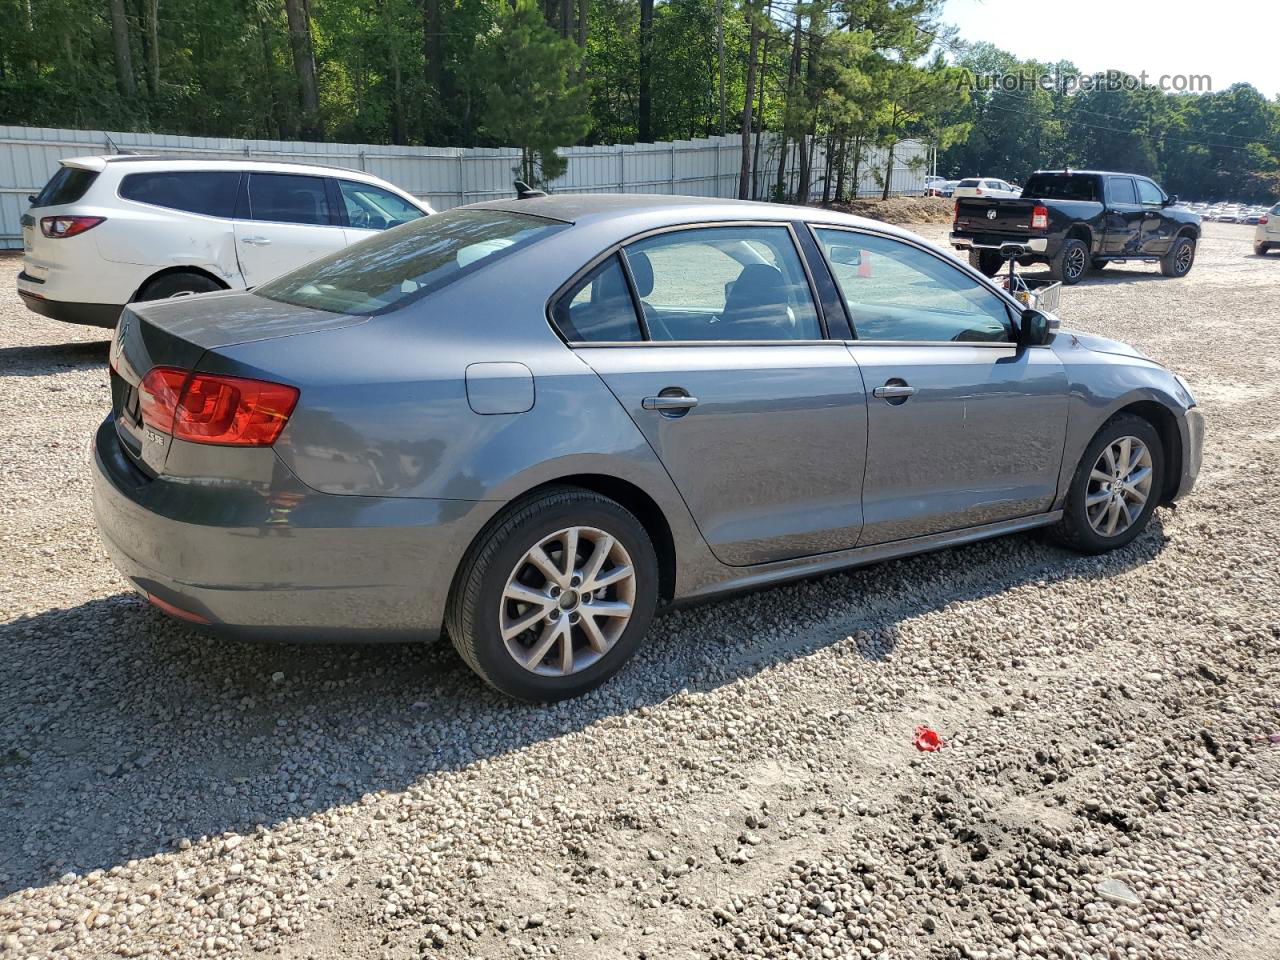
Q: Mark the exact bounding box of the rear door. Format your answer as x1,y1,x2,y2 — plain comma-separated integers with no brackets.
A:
811,225,1068,544
1103,176,1143,255
566,223,869,566
233,172,348,286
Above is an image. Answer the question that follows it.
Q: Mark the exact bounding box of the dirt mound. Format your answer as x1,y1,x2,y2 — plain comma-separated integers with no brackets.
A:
825,194,955,225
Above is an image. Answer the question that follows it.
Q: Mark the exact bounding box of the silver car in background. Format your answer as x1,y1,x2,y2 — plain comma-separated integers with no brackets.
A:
93,195,1203,701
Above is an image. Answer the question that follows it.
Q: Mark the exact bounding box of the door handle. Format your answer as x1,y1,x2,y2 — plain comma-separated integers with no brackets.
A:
239,236,272,245
872,383,916,400
642,394,699,411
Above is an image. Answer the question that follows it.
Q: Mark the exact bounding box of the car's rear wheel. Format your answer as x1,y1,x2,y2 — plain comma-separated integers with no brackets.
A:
1048,238,1089,285
446,487,659,701
1160,236,1196,277
1049,415,1164,554
136,271,224,302
968,249,1004,277
1255,242,1272,256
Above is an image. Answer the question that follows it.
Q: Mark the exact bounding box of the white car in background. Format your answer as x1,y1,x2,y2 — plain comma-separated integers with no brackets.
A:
951,177,1021,199
17,156,433,327
1256,203,1280,255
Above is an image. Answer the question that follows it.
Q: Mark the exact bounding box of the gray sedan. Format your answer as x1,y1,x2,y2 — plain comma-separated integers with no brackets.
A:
93,195,1203,701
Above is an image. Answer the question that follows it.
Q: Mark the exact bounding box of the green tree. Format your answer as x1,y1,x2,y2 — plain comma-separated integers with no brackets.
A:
474,0,591,183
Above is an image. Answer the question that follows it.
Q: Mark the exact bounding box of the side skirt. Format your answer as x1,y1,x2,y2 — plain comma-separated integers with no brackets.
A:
677,511,1063,605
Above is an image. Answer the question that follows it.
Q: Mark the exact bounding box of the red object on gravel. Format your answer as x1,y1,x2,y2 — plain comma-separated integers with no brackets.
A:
914,726,944,752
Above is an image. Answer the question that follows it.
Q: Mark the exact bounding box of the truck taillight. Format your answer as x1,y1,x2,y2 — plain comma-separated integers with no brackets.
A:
40,215,105,238
953,200,959,224
139,367,299,447
1031,205,1049,230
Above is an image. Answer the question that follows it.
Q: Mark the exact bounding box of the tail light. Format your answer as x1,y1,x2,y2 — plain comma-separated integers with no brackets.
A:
139,366,299,447
953,200,960,225
1261,215,1270,224
1031,205,1049,230
40,215,105,238
974,187,982,195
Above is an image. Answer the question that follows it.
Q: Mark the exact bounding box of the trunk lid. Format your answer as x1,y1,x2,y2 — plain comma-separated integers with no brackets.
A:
108,291,368,475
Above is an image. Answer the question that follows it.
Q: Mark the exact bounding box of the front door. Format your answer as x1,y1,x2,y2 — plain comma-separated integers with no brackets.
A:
1135,178,1174,254
811,226,1069,545
233,172,348,287
564,224,868,566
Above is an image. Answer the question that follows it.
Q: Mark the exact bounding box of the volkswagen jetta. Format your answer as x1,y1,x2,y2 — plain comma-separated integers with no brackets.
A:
93,195,1203,701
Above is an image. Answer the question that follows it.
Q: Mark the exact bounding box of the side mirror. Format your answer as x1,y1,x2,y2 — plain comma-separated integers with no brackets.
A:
827,245,862,267
1164,194,1178,206
1018,308,1057,347
27,194,36,205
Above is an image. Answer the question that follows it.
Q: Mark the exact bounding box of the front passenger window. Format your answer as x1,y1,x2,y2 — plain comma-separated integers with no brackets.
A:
1136,180,1164,206
814,228,1012,343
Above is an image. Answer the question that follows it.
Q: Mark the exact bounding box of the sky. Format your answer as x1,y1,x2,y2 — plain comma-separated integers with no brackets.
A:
942,0,1280,100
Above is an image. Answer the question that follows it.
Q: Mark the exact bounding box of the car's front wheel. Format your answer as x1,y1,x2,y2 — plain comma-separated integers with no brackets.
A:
1160,236,1196,277
1049,415,1164,554
446,487,659,701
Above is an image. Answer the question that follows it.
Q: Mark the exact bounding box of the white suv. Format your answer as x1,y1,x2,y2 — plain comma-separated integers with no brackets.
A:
951,177,1021,199
1255,203,1279,256
17,156,433,327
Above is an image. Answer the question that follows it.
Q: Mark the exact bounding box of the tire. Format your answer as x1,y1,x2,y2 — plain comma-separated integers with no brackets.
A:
968,249,1004,278
1048,414,1164,555
1091,258,1110,271
445,487,659,702
1255,242,1271,256
1160,236,1196,277
1048,238,1089,285
136,271,224,302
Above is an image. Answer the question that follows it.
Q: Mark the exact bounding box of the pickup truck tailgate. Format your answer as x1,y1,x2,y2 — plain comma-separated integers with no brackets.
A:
954,198,1038,236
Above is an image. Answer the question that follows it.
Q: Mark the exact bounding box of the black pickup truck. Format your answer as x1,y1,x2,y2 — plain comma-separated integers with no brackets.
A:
950,170,1201,285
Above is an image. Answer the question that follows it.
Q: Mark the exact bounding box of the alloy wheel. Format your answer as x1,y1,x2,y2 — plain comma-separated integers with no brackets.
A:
1066,245,1087,280
1085,436,1153,537
499,526,636,676
1175,242,1194,274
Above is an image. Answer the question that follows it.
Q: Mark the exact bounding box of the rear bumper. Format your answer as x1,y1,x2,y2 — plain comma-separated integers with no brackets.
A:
950,233,1052,256
91,416,502,642
17,287,123,327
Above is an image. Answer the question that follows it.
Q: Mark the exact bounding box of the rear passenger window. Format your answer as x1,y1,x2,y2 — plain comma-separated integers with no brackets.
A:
120,171,240,218
622,226,822,341
246,173,333,226
552,255,643,342
1107,178,1138,205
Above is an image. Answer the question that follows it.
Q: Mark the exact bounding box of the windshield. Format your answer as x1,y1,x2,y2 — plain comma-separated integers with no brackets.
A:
256,208,567,315
1022,174,1099,202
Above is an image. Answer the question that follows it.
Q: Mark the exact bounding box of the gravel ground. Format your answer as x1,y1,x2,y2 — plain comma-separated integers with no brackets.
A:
1,222,1278,960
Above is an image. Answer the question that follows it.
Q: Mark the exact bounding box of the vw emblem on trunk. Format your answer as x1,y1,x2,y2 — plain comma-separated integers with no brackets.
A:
987,209,998,219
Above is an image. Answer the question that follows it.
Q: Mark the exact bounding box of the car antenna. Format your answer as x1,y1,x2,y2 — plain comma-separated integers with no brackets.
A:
514,180,547,200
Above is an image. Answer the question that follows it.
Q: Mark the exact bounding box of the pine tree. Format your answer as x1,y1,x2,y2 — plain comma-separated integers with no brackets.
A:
475,0,592,185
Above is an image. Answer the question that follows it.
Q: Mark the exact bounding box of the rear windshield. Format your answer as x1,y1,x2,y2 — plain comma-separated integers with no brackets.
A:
32,166,99,207
1022,174,1099,202
957,179,980,187
256,208,567,316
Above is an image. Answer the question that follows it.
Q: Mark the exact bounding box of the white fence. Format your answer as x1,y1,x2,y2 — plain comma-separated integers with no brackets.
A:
0,125,931,248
